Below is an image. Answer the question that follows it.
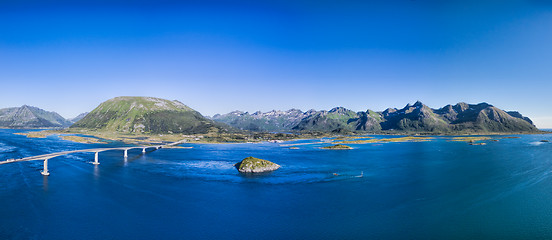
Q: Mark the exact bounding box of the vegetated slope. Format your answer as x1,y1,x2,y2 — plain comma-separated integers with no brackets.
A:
0,105,72,128
71,96,220,134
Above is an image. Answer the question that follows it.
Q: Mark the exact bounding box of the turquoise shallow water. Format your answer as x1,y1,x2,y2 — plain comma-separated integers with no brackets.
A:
1,129,552,239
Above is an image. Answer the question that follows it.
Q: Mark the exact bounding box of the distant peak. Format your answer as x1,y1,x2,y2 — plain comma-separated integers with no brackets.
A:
452,102,469,112
287,108,302,113
230,110,244,114
19,105,39,112
455,102,469,107
476,102,492,108
329,107,350,114
413,101,424,107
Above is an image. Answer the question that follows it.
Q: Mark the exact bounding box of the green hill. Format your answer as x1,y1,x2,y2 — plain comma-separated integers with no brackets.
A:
71,96,219,134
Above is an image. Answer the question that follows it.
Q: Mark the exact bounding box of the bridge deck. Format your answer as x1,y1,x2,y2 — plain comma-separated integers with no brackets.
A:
0,140,186,165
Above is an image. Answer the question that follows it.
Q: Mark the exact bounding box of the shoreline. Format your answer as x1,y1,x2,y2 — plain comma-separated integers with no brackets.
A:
8,128,550,145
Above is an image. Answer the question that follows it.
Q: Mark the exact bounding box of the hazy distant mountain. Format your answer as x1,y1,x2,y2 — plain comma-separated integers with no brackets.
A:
0,105,72,128
69,112,89,123
213,102,539,133
211,109,311,132
71,96,221,134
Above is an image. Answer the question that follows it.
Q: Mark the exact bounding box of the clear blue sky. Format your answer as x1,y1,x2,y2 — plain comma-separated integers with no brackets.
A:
1,1,552,127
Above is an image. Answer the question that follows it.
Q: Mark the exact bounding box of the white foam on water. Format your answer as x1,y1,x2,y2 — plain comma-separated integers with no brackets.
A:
0,142,16,153
178,161,235,170
154,160,235,170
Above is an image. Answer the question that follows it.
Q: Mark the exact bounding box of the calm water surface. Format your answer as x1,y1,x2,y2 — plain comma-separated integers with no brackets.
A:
1,129,552,239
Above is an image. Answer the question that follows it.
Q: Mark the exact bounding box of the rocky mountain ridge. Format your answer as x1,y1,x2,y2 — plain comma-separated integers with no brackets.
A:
211,108,312,132
212,101,539,133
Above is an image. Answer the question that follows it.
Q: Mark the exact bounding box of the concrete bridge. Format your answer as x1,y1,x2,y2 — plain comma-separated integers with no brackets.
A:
0,140,187,176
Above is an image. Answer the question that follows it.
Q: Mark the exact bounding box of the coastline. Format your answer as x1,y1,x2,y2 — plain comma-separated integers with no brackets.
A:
9,128,550,145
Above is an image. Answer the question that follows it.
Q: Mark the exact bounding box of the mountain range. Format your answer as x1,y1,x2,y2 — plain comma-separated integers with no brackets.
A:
212,101,539,133
0,98,540,134
211,109,312,132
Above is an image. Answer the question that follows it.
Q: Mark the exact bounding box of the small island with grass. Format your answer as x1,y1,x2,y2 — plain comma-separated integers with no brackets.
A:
234,156,280,173
321,144,353,150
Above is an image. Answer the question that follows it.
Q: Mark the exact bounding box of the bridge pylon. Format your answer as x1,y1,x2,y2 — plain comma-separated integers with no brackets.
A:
92,152,100,165
41,158,50,176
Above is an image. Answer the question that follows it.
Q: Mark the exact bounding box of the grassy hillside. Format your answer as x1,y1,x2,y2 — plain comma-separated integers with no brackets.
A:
71,96,219,134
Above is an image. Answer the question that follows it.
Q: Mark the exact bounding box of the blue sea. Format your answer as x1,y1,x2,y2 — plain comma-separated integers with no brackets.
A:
1,129,552,239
